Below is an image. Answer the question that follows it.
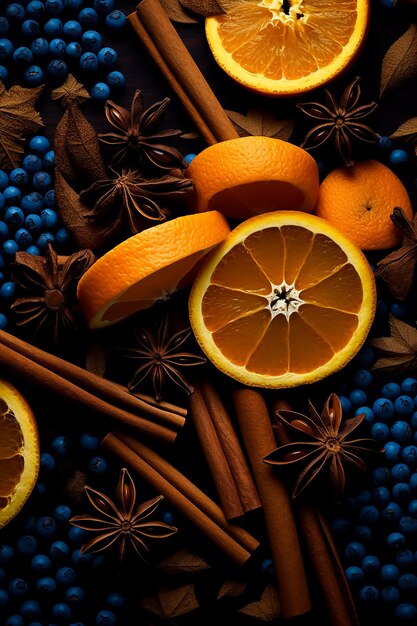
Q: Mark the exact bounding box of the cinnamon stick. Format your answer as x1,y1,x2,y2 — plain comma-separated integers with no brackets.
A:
199,380,261,514
189,386,245,519
0,330,185,431
232,388,312,619
127,12,217,146
113,430,259,555
103,432,258,565
134,0,239,143
0,342,175,443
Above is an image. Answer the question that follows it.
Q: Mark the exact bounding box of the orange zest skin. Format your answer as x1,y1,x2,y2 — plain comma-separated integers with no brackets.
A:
189,211,376,388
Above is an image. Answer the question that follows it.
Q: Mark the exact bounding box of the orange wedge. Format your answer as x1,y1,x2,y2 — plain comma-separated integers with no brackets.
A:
186,136,319,219
189,211,376,388
77,212,231,329
206,0,370,95
0,378,39,529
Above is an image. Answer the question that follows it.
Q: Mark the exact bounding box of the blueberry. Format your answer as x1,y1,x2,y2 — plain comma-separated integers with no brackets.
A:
361,555,380,575
354,525,372,543
78,8,99,27
36,516,57,538
25,244,39,256
89,455,108,474
4,616,24,626
0,313,7,329
71,548,93,566
381,563,400,582
97,47,118,67
352,369,373,388
8,578,29,596
94,0,114,13
48,58,68,78
0,588,9,606
65,586,85,604
79,51,98,72
390,301,409,319
4,186,21,204
52,602,72,620
0,39,14,60
410,411,417,429
349,389,367,407
372,465,391,485
21,191,44,212
24,64,44,85
0,171,8,190
381,586,400,603
387,532,406,549
396,549,415,568
45,0,64,15
22,154,43,173
392,483,411,502
68,526,88,544
95,609,117,625
395,395,415,417
40,451,55,472
82,30,102,52
399,573,417,591
31,554,51,572
0,19,9,36
43,150,55,169
381,502,402,523
66,41,82,59
378,135,393,150
0,66,7,82
0,282,15,298
400,514,417,534
43,189,55,207
54,504,72,523
0,222,8,241
64,0,83,7
80,432,100,451
20,600,41,617
161,510,176,525
382,382,402,400
36,576,56,594
63,20,82,39
368,486,389,507
371,421,389,442
91,82,110,101
13,46,34,65
50,540,70,559
5,206,24,227
21,19,41,39
105,9,126,30
409,499,417,516
390,149,409,165
344,541,366,562
355,489,372,506
17,534,37,555
5,4,26,23
31,37,49,56
392,463,411,482
402,445,417,468
49,37,66,57
9,168,29,187
106,592,125,608
56,566,77,586
0,545,14,565
51,435,71,455
339,395,351,413
385,440,403,463
391,420,413,443
55,226,69,244
26,1,45,19
33,171,52,192
358,585,379,603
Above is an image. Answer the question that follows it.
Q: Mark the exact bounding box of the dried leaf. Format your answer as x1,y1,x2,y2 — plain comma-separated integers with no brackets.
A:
157,549,210,575
159,0,198,23
370,315,417,375
226,107,294,140
238,585,280,622
0,81,44,170
85,342,108,378
55,168,110,251
54,109,79,183
390,116,417,143
65,104,107,183
380,24,417,98
217,580,247,600
141,584,200,619
51,73,90,106
180,131,201,140
180,0,225,17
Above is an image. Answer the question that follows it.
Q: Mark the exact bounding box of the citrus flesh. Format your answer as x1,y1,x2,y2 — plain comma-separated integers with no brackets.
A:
206,0,369,95
186,136,319,219
189,211,376,388
0,378,39,529
77,212,231,329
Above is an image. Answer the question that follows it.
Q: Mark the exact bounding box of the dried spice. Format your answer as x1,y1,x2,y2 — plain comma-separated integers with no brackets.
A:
80,168,194,235
160,0,198,23
180,0,225,18
141,583,200,619
156,549,210,575
238,585,280,623
390,117,417,157
10,243,96,348
99,90,186,172
121,311,206,402
226,106,294,141
0,82,44,170
380,24,417,98
370,315,417,376
264,394,381,502
297,77,378,166
70,468,177,561
374,207,417,301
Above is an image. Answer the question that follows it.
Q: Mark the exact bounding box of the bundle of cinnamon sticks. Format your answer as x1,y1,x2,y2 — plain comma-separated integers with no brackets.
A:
0,330,185,444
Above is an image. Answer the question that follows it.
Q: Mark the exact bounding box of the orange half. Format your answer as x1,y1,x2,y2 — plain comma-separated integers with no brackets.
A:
206,0,370,95
189,211,376,388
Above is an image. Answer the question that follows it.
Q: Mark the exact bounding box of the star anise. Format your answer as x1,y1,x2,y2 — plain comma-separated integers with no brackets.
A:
69,468,177,561
80,167,194,236
10,243,96,347
297,77,378,166
99,90,186,171
264,394,382,503
121,311,207,402
375,207,417,301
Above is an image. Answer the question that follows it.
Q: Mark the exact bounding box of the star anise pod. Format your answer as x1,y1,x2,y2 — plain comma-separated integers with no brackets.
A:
297,77,378,166
264,394,382,503
375,207,417,301
121,311,207,402
80,167,194,236
99,90,186,171
70,468,177,561
10,243,96,347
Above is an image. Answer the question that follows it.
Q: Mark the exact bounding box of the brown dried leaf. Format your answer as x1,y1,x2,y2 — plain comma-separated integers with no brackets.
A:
66,103,107,183
54,109,79,183
159,0,198,23
156,549,210,575
85,342,108,378
217,580,247,600
180,0,225,17
140,584,200,619
380,24,417,98
226,107,295,140
390,116,417,143
238,585,280,622
55,168,110,250
51,74,90,106
370,315,417,375
0,81,44,170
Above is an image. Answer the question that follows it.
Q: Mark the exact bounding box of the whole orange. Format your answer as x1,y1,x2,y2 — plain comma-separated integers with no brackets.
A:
315,160,413,250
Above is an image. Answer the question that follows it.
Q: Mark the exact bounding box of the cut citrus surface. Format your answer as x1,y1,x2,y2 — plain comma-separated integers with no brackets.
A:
186,136,319,219
205,0,370,95
77,212,231,329
189,211,376,388
315,159,413,250
0,378,39,529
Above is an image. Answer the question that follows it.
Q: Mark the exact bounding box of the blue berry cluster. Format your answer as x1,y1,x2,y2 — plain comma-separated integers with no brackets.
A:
0,1,126,98
0,134,69,329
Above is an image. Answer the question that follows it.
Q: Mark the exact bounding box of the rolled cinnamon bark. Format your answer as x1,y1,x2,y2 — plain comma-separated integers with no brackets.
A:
232,388,312,619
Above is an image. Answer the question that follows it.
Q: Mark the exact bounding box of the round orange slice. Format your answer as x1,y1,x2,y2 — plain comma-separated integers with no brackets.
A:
0,378,40,529
186,136,319,219
77,212,231,329
205,0,370,95
189,211,376,388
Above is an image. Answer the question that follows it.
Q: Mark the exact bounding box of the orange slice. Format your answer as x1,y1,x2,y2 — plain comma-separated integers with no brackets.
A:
189,211,376,388
205,0,370,95
77,212,231,329
0,378,39,529
186,136,319,219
